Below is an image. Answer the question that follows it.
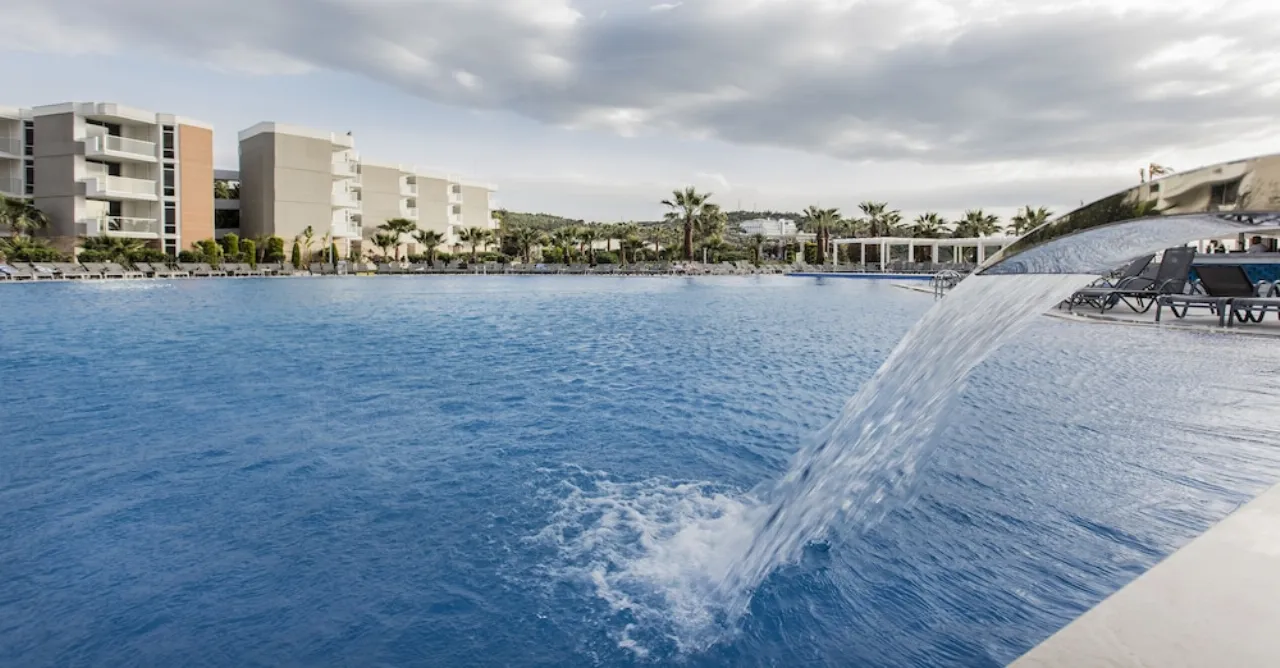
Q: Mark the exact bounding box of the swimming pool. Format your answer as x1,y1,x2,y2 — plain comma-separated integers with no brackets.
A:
2,276,1278,666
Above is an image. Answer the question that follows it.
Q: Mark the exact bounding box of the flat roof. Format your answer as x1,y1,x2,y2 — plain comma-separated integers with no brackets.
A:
30,101,211,129
238,121,356,147
833,236,1018,246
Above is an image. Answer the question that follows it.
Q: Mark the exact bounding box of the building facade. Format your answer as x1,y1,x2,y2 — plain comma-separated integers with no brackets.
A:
2,102,213,255
236,123,363,255
357,159,498,258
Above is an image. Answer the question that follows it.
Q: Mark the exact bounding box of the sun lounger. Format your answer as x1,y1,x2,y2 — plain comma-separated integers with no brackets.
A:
104,262,144,279
81,262,125,279
1156,265,1258,326
27,263,61,280
1067,247,1195,314
0,263,35,280
51,262,91,279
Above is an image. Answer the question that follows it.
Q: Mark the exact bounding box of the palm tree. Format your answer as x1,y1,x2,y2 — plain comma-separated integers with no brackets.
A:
319,231,333,263
695,204,727,243
616,223,640,264
953,209,1002,237
0,196,50,238
458,226,491,263
661,186,712,262
803,206,841,264
912,213,947,238
508,227,541,264
299,225,315,265
378,217,418,261
371,232,398,260
80,235,146,263
549,227,577,264
858,201,903,238
412,229,446,266
750,232,767,265
578,226,601,265
1008,205,1053,235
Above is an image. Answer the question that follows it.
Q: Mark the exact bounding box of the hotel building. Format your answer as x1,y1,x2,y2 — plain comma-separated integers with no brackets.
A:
0,102,213,255
359,160,498,257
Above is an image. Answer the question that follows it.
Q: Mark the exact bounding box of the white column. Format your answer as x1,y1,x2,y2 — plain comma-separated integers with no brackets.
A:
908,241,915,266
931,242,939,263
977,242,986,264
880,241,887,271
860,242,866,267
833,242,839,270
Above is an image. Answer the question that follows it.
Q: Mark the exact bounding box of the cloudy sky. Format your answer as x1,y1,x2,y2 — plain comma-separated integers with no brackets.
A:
6,0,1280,221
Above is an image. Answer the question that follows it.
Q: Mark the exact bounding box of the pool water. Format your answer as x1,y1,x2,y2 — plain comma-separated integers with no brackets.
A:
2,276,1279,667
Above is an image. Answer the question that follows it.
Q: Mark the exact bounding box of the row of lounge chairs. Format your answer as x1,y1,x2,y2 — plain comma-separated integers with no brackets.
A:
0,261,307,281
1061,247,1280,326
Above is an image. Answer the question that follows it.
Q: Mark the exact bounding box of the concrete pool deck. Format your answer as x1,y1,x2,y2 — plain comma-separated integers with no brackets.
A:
1012,481,1280,668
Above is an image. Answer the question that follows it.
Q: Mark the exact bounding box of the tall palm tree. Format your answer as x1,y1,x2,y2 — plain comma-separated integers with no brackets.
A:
509,227,541,264
379,217,418,261
1008,205,1053,235
912,212,947,238
412,229,446,266
802,206,841,264
661,186,712,262
371,232,398,260
953,209,1002,237
319,231,333,263
0,196,50,238
458,226,491,263
858,201,903,238
615,223,639,264
578,226,600,265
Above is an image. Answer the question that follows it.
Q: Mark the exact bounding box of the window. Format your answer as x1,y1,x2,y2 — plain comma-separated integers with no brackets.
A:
163,166,176,197
24,159,34,195
86,119,121,135
162,125,175,160
164,240,177,257
1210,179,1241,207
164,204,177,235
23,121,33,156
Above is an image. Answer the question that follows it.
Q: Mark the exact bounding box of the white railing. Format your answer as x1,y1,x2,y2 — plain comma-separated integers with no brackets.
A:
401,182,418,196
332,159,360,178
84,133,157,160
330,212,361,238
79,216,160,236
0,177,21,195
401,206,418,219
332,186,359,209
0,136,20,155
82,175,158,198
448,189,463,205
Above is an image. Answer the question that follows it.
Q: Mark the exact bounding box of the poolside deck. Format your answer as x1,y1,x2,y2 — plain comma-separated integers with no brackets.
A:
1013,482,1280,668
1048,304,1280,338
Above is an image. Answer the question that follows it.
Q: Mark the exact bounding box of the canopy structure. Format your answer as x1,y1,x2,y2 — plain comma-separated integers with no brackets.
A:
830,235,1019,271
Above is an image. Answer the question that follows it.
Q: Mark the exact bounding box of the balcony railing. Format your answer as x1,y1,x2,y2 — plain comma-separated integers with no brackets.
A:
448,189,463,205
84,133,157,161
332,159,360,179
0,136,20,156
82,175,159,200
331,187,360,209
78,216,161,237
401,206,419,219
0,176,21,196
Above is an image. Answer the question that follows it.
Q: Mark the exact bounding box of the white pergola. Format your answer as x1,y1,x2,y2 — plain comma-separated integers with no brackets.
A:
830,235,1019,271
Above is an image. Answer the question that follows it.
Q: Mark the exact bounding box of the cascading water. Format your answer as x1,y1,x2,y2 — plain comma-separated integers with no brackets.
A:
541,274,1097,654
714,274,1095,614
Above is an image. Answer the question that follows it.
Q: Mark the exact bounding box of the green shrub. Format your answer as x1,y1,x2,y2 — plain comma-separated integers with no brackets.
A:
177,250,203,263
595,251,618,264
220,233,240,257
265,236,286,263
291,240,302,268
241,240,257,268
127,249,170,264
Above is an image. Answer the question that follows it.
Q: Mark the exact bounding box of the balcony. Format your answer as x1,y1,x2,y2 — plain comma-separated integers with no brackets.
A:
401,180,418,197
0,136,19,158
77,216,161,238
81,175,159,201
83,131,157,163
448,188,463,205
0,176,20,196
331,187,360,209
332,158,360,180
330,212,361,239
401,205,418,219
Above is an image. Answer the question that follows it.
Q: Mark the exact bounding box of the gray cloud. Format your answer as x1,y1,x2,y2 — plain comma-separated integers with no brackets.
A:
11,0,1280,165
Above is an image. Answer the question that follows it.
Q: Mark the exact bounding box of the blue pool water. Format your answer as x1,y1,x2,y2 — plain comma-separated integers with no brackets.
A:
2,276,1279,667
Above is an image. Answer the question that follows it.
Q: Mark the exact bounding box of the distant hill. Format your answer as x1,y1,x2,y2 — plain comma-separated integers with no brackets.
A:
501,210,806,229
